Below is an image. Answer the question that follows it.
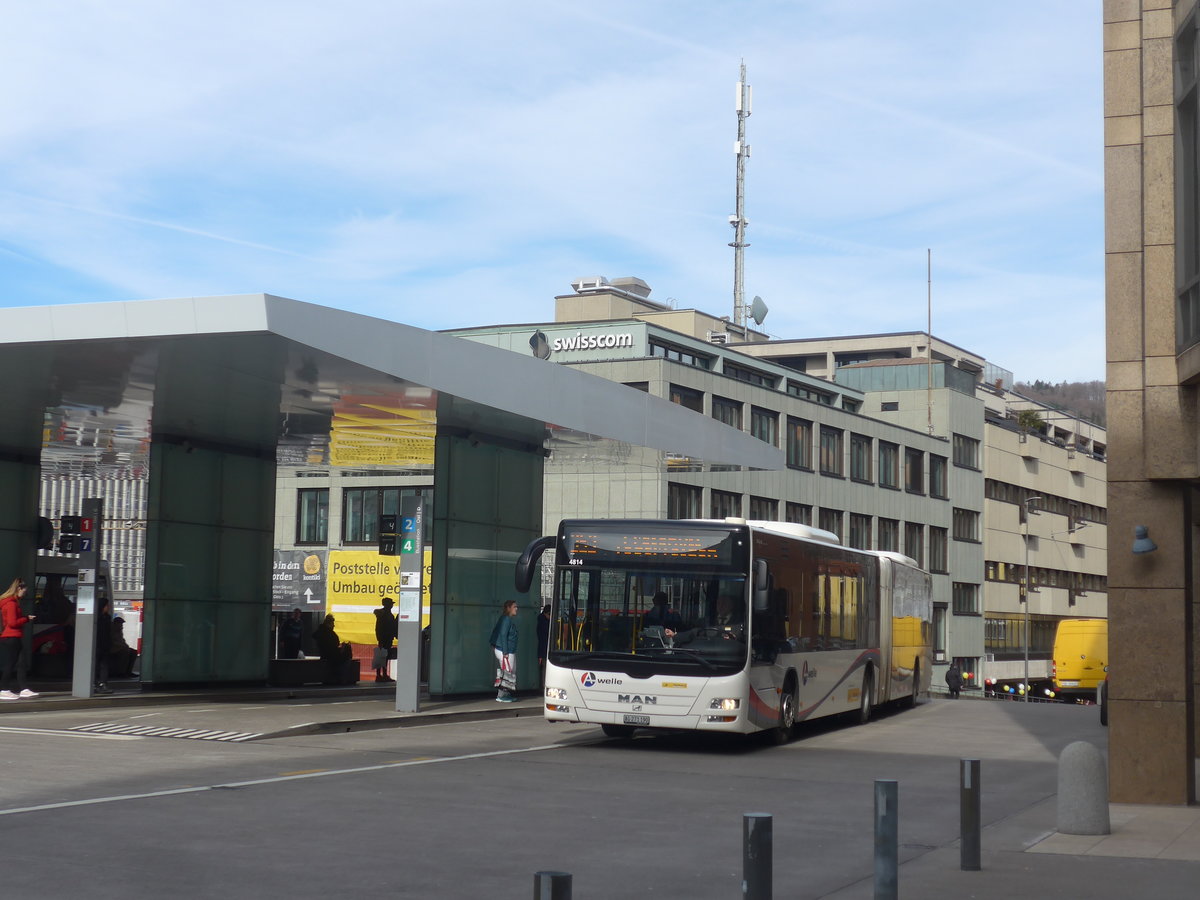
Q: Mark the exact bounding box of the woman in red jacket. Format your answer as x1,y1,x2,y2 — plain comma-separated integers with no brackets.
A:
0,577,37,700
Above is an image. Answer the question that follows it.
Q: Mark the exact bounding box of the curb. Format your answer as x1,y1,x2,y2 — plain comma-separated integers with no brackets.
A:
260,701,543,739
0,684,395,714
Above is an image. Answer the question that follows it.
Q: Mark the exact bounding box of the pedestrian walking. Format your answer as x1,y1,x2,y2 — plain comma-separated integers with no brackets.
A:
489,600,518,702
94,599,113,693
945,662,963,699
0,577,38,700
373,597,397,682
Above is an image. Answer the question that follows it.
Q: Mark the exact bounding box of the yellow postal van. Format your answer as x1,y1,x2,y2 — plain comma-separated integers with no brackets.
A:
1052,618,1107,699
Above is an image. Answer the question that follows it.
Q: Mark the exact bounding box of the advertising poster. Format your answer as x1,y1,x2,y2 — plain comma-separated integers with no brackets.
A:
326,548,432,644
272,549,327,612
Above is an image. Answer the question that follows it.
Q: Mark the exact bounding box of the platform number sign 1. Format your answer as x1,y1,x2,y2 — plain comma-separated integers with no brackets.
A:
58,515,94,554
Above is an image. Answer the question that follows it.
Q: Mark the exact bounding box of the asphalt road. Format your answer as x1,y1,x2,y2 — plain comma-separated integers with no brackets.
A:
0,697,1188,899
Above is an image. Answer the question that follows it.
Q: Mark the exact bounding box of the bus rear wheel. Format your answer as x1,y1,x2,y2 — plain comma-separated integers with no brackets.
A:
601,724,636,739
857,668,874,725
905,661,920,710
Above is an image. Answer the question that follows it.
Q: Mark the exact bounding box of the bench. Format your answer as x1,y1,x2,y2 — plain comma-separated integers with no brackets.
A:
268,658,360,686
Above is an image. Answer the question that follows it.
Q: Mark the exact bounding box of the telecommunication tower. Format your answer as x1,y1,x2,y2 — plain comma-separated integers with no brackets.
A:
730,63,752,327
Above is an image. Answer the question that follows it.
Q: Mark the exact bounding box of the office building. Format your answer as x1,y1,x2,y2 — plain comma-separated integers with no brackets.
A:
1104,0,1199,803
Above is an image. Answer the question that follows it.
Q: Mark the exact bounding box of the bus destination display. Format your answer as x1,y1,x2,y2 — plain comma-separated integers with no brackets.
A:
562,526,741,567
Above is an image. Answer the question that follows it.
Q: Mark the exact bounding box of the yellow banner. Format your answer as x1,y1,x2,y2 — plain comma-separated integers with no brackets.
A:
326,548,432,644
329,401,437,468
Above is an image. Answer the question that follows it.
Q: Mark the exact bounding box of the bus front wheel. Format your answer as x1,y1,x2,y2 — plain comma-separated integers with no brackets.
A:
772,680,797,745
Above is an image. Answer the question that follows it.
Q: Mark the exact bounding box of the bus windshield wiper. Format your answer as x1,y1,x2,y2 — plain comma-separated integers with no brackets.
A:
555,651,630,665
637,646,717,671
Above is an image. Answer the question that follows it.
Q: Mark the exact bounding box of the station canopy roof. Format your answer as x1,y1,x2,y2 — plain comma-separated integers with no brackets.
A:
0,293,784,479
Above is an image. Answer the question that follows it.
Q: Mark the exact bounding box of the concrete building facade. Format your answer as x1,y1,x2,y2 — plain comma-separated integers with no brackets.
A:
1104,0,1199,804
739,333,1108,696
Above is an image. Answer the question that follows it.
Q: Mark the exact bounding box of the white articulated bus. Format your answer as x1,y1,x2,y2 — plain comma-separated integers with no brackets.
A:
515,518,933,742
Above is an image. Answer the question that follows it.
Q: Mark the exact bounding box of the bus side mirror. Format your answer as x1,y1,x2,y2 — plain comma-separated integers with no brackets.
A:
753,559,770,612
515,536,555,593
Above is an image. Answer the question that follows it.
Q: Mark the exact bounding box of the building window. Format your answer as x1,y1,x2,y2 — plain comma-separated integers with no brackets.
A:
820,426,844,476
668,483,703,519
877,518,899,552
880,401,899,412
785,502,813,525
953,507,980,542
725,362,777,388
929,526,948,573
850,433,872,483
670,384,703,413
848,513,872,550
904,522,923,567
711,489,741,519
343,487,432,544
878,441,899,489
297,488,328,544
750,407,778,446
749,496,777,520
952,582,979,615
985,612,1058,660
651,340,712,369
933,604,948,661
818,508,842,541
953,433,980,469
904,448,924,494
624,382,649,392
786,382,835,405
1177,16,1200,351
712,396,742,430
929,454,948,499
786,417,813,469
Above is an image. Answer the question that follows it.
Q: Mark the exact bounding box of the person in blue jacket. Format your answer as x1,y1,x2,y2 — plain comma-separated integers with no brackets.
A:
489,600,519,702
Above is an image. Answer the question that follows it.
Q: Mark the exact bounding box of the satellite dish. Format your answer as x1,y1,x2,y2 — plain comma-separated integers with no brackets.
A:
749,295,769,326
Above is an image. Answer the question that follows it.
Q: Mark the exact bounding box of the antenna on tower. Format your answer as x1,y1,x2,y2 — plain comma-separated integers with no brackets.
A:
730,62,751,328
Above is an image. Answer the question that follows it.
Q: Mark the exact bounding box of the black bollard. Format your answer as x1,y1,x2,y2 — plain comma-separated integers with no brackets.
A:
743,812,773,899
874,780,898,900
533,870,571,899
960,758,981,871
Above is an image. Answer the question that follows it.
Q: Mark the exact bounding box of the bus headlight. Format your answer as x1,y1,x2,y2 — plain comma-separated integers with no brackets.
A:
709,698,740,711
545,687,568,701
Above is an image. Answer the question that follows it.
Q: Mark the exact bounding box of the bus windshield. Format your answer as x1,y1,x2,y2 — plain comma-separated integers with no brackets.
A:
550,566,748,673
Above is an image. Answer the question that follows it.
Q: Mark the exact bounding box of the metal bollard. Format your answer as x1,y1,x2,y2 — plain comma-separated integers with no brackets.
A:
960,758,981,871
533,870,571,899
743,812,773,899
874,780,898,900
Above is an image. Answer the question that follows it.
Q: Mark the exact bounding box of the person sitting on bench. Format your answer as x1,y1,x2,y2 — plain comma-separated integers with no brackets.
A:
313,614,354,684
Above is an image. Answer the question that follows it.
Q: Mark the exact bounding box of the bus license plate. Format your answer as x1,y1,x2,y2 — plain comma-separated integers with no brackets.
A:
623,714,650,726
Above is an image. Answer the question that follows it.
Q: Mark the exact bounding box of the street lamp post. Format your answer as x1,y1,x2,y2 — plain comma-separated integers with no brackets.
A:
1022,496,1043,702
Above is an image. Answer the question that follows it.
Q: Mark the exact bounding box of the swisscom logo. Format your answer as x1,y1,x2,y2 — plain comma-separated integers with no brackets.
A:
580,672,622,687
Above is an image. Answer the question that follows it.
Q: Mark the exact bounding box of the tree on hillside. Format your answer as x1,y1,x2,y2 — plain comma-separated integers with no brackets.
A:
1014,380,1105,426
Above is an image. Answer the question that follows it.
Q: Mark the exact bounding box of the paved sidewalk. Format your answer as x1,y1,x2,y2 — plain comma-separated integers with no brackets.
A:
0,680,545,738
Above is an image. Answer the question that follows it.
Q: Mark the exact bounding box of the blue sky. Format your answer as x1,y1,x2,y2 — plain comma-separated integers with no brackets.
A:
0,2,1103,382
